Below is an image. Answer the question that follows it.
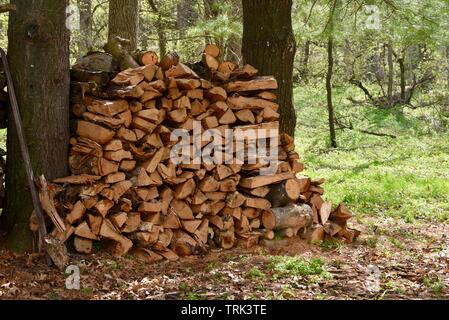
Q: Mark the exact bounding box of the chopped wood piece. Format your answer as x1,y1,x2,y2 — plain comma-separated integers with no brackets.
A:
135,51,159,66
261,210,276,230
100,219,133,256
203,54,219,71
207,87,227,102
245,197,271,210
166,63,199,79
120,160,136,172
174,179,196,199
271,204,313,230
66,201,86,224
122,212,141,233
159,52,180,71
133,248,164,263
239,172,294,189
75,221,99,240
76,120,115,145
53,174,101,185
110,212,128,229
82,112,124,129
230,64,258,78
204,44,220,58
95,199,114,217
226,76,278,92
320,202,332,225
227,96,279,111
138,202,163,213
111,180,132,201
170,199,194,220
74,236,92,254
235,109,256,124
330,204,353,222
218,61,237,74
87,99,129,117
143,148,166,173
171,230,203,256
182,220,203,234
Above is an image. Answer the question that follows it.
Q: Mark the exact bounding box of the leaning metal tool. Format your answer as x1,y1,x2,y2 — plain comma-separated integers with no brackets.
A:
0,48,52,266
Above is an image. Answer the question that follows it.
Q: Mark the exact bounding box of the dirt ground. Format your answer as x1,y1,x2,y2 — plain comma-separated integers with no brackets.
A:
0,215,448,300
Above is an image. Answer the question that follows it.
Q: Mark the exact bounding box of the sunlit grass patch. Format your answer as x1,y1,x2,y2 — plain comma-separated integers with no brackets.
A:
268,256,329,279
293,85,449,223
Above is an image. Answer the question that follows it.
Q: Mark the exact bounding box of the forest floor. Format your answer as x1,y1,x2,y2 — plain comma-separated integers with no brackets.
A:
0,85,448,300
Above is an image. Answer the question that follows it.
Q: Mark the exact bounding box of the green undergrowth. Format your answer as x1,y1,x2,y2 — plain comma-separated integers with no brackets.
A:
294,84,449,223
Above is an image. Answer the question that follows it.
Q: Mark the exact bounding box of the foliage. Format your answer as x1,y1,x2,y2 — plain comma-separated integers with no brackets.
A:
268,256,329,278
294,85,449,223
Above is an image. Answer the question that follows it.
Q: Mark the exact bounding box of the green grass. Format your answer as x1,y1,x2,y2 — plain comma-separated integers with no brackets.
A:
268,256,329,278
294,84,449,222
246,266,266,280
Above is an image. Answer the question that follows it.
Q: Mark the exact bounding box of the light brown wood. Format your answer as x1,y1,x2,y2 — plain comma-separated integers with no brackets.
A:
239,172,294,189
75,221,99,240
87,99,129,117
74,236,93,254
204,44,220,58
76,120,115,145
66,200,86,224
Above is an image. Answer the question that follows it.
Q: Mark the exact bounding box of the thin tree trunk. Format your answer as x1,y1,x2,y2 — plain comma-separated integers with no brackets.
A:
157,18,167,58
77,0,92,55
177,0,198,33
326,37,337,148
242,0,297,136
108,0,139,51
398,55,406,102
300,40,310,83
387,39,394,106
3,0,70,252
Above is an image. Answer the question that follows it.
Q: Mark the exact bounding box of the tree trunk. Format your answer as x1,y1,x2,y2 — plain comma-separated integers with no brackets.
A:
108,0,139,52
156,15,167,58
3,0,70,252
225,0,242,63
398,56,406,102
77,0,92,55
177,0,198,33
300,40,310,83
242,0,297,136
387,39,394,106
326,37,337,148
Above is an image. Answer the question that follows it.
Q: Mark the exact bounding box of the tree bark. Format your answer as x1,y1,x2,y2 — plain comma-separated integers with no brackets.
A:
3,0,70,252
77,0,92,55
326,37,337,148
387,39,394,106
177,0,198,33
300,40,310,83
242,0,297,136
108,0,139,52
398,56,406,102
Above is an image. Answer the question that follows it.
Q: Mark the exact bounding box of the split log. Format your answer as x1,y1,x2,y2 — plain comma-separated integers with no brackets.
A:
269,204,313,231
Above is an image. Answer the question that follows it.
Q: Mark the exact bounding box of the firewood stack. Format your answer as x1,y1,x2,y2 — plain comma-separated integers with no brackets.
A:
46,43,359,261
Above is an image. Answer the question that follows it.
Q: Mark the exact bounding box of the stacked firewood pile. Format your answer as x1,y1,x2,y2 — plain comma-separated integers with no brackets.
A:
45,40,359,261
